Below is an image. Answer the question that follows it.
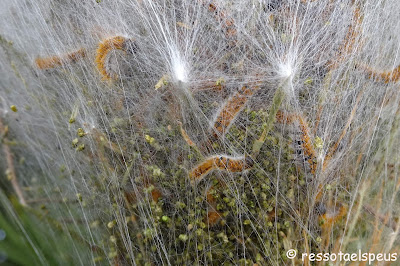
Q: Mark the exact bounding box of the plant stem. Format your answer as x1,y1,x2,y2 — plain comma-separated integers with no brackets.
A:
0,117,26,206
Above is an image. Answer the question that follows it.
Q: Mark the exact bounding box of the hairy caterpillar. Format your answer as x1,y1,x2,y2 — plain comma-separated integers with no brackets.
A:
276,111,317,174
297,115,318,174
210,86,259,141
35,48,86,70
329,6,362,70
189,155,254,183
277,87,362,174
362,64,400,84
95,36,136,80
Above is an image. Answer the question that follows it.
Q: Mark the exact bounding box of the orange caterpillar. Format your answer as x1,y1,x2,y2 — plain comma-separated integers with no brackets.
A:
329,6,362,70
211,86,259,140
276,111,317,174
189,155,254,183
297,115,318,174
35,48,86,70
95,36,130,80
362,64,400,84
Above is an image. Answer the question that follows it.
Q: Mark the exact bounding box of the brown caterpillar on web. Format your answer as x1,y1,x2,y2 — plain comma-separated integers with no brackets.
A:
358,63,400,84
35,48,86,70
189,155,254,184
276,111,318,175
207,86,259,145
328,6,363,70
95,36,137,80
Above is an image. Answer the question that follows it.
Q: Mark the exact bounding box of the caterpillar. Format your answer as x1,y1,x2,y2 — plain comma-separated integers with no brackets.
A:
276,111,317,174
329,6,362,70
210,86,259,141
95,36,136,80
189,155,254,183
35,48,86,70
296,115,318,174
362,64,400,84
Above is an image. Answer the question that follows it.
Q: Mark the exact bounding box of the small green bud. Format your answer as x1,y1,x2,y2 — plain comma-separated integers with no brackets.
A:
109,235,117,243
145,134,155,145
72,138,79,147
304,77,313,85
107,220,116,229
178,234,188,242
108,250,118,259
77,128,86,137
90,220,100,228
196,229,203,236
76,144,85,151
76,193,82,202
284,221,290,228
314,136,323,149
